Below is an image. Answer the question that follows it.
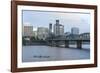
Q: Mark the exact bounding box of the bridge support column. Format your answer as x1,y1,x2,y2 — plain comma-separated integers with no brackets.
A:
65,40,69,48
55,40,59,47
51,41,55,46
77,40,82,49
47,40,52,46
47,40,50,46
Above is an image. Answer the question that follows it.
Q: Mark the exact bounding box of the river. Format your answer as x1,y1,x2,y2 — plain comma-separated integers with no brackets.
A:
22,44,90,62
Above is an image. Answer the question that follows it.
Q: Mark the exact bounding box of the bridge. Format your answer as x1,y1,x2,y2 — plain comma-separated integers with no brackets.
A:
46,35,90,49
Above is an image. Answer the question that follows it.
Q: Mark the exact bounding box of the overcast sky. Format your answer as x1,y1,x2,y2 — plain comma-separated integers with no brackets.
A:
22,10,90,34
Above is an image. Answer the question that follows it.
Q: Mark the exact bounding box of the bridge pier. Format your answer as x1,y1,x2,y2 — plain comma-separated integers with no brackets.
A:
55,40,60,47
52,41,56,47
77,40,82,49
47,40,52,46
65,40,69,48
47,40,58,47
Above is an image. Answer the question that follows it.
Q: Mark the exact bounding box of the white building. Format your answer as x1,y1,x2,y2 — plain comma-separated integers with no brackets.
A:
54,20,64,36
71,27,79,35
33,31,37,38
59,24,64,35
37,27,49,40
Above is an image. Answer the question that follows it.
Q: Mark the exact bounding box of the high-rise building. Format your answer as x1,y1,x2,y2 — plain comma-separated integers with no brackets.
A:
54,20,64,36
71,27,79,35
59,24,64,35
37,27,49,40
23,26,33,37
49,23,52,36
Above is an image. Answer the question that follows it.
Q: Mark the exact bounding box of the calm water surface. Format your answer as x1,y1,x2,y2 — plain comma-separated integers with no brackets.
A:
22,45,90,62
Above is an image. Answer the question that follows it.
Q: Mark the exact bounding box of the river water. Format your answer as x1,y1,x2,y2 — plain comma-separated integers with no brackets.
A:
22,44,90,62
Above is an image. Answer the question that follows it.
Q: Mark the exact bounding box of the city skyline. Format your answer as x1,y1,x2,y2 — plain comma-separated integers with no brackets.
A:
23,10,90,33
23,20,89,35
22,11,90,63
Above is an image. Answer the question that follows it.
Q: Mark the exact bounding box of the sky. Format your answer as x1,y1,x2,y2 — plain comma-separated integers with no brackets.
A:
22,10,90,34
